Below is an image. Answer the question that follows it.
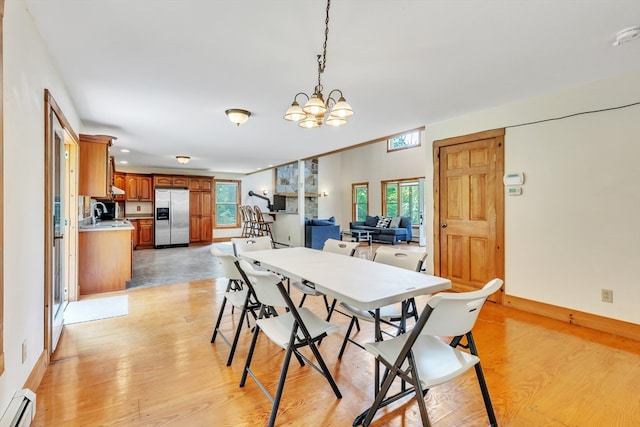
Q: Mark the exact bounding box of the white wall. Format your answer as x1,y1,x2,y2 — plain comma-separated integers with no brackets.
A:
337,137,427,232
425,70,640,324
2,0,81,412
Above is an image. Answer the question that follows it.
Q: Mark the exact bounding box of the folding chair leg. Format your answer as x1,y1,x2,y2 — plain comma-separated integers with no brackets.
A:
298,293,307,308
268,346,295,427
211,297,228,343
467,332,498,426
225,303,250,366
240,323,261,387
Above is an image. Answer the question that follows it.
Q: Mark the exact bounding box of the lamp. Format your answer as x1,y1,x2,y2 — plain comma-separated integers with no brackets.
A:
176,155,190,164
283,0,353,128
225,109,251,126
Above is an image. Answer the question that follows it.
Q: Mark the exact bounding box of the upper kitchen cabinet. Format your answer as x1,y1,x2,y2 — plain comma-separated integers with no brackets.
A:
113,173,126,201
79,134,114,197
154,175,189,188
126,174,153,201
189,177,213,191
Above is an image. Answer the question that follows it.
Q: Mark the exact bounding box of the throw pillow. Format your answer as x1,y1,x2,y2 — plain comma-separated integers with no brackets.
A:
365,215,379,227
388,216,401,228
376,217,392,228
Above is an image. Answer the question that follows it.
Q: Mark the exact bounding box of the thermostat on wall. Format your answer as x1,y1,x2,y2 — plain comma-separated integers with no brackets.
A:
503,172,524,186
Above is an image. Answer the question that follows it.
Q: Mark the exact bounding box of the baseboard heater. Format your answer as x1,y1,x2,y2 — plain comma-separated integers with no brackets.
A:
0,389,36,427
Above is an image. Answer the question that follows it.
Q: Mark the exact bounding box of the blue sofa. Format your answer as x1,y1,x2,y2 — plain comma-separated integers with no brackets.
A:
349,215,412,244
304,217,340,249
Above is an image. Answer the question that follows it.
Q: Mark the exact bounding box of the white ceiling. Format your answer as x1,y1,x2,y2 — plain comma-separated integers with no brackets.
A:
24,0,640,174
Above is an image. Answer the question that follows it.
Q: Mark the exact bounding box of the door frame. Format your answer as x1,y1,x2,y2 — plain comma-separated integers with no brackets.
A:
44,90,79,358
433,128,505,302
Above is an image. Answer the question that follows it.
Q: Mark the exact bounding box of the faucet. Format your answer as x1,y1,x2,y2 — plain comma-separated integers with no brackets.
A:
90,201,108,225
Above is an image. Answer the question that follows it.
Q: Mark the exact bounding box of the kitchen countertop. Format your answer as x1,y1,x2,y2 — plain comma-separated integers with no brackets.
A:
79,219,135,232
125,214,154,219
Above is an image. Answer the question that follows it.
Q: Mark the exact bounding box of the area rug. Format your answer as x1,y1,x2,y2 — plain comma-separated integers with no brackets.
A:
64,295,129,324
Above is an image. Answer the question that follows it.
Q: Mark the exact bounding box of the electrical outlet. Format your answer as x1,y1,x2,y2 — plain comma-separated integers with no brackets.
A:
136,205,141,211
22,340,27,364
601,289,613,303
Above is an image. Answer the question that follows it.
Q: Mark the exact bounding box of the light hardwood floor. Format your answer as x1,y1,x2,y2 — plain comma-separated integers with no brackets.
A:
34,246,640,426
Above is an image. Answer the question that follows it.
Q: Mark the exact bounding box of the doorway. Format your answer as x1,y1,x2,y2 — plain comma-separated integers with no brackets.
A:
433,129,505,302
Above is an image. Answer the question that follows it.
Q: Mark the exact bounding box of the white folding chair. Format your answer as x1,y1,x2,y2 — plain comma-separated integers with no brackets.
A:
292,238,360,315
238,259,342,427
338,247,428,359
231,236,274,256
356,279,503,427
210,247,259,366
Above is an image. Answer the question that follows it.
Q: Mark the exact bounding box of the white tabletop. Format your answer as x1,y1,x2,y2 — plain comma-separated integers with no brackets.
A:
241,247,451,311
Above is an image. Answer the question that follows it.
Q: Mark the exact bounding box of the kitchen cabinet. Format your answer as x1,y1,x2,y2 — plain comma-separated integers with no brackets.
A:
113,173,126,201
154,175,189,188
79,134,113,197
79,228,132,294
126,174,153,201
130,218,154,249
190,190,212,244
138,219,154,248
189,177,212,191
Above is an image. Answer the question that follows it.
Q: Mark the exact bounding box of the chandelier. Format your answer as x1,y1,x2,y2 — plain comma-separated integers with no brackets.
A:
283,0,353,128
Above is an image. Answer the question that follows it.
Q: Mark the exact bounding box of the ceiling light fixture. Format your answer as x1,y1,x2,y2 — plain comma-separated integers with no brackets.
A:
176,155,190,164
283,0,353,129
225,109,251,126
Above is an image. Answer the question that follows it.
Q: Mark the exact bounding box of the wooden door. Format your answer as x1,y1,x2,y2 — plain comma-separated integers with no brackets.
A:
434,129,504,302
200,191,212,242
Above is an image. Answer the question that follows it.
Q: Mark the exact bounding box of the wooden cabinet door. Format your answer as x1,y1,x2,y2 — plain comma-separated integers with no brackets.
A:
190,216,201,242
138,220,154,247
126,176,139,201
138,176,153,201
173,176,189,187
154,176,172,187
79,135,111,197
114,173,126,201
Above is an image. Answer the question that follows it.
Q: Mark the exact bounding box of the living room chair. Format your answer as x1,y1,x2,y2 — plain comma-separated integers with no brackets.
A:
355,278,503,427
210,247,259,366
293,238,360,315
337,247,428,359
237,259,342,427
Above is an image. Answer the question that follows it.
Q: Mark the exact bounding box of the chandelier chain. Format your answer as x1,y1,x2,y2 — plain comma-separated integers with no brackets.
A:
319,0,331,75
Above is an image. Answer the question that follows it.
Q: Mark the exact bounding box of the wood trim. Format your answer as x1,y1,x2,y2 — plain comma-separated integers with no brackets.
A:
504,294,640,342
380,177,425,219
23,350,48,392
0,0,5,376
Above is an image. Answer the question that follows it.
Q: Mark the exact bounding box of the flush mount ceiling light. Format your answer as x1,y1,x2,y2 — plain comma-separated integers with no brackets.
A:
225,109,251,126
176,155,190,164
283,0,353,129
613,25,640,46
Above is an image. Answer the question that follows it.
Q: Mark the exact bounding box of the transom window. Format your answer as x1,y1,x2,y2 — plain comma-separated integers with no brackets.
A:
387,129,421,152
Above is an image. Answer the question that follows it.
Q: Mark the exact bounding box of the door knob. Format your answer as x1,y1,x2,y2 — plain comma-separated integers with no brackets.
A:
440,223,447,228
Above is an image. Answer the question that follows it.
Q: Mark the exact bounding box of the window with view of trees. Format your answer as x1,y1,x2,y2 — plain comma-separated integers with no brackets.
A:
387,129,421,152
214,180,240,227
382,179,422,225
352,183,368,221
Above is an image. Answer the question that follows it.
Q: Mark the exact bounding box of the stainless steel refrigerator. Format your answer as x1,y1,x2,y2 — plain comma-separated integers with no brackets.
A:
154,188,190,248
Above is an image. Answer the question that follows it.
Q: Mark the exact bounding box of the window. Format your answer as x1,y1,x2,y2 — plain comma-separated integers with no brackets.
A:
214,180,240,227
352,183,368,221
387,129,421,152
382,178,422,225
